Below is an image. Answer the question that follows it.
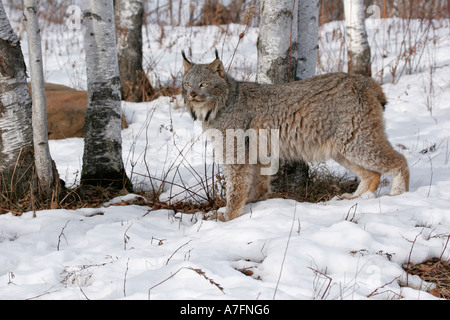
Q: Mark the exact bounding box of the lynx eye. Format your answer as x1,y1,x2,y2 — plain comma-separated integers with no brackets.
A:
199,82,209,88
184,82,192,88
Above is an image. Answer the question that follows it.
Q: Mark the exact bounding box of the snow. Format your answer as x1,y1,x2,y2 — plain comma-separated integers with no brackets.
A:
1,13,450,300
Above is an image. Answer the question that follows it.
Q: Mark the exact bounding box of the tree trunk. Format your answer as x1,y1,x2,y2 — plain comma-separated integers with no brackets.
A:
0,2,35,199
295,0,319,80
280,0,320,189
114,0,153,102
23,0,55,196
257,0,297,84
344,0,372,76
257,0,319,191
81,0,132,192
257,0,319,82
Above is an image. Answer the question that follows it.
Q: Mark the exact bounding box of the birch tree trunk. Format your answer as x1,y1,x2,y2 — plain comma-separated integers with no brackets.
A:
81,0,132,191
344,0,372,76
257,0,297,84
114,0,153,102
23,0,55,196
295,0,319,80
257,0,319,82
257,0,319,191
288,0,320,187
0,2,35,197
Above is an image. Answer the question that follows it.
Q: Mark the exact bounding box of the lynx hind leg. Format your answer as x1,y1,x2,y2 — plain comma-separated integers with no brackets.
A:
247,164,271,204
334,154,381,199
336,141,409,199
384,151,410,196
218,164,252,221
362,144,409,196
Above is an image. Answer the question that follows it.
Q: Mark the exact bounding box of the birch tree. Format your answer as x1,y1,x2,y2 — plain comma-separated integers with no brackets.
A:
295,0,319,80
343,0,372,76
257,0,319,189
24,0,56,196
81,0,132,191
290,0,319,185
257,0,319,82
0,2,34,197
257,0,296,84
114,0,153,102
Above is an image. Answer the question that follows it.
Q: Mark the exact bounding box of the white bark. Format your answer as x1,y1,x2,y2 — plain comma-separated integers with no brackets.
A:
344,0,371,75
115,0,143,31
257,0,297,84
81,0,130,190
295,0,319,80
114,0,152,102
257,0,319,84
83,0,122,96
0,4,18,43
0,2,34,191
257,0,317,184
24,0,54,194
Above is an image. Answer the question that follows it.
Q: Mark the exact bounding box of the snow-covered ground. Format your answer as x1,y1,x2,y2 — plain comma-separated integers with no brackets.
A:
1,12,449,300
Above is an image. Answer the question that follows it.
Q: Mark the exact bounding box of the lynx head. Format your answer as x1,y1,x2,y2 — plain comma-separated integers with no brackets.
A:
182,50,228,123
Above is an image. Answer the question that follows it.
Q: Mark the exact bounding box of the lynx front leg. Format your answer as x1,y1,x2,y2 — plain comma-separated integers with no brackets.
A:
247,164,271,203
220,164,252,221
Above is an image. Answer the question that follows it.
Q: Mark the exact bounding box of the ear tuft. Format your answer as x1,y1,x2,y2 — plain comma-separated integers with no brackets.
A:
181,50,192,75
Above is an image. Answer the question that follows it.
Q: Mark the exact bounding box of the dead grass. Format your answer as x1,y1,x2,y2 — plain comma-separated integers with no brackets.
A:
1,161,355,216
271,163,358,203
405,258,450,299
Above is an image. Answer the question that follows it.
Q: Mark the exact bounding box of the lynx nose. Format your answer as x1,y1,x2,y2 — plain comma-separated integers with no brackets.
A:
190,91,198,98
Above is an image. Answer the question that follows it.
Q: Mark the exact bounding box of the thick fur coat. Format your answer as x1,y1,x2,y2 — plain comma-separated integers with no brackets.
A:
182,52,409,221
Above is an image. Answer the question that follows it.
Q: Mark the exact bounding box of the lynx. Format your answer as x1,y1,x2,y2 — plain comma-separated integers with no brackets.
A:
182,51,409,221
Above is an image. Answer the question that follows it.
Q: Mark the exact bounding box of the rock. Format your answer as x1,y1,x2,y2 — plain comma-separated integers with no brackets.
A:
29,83,127,140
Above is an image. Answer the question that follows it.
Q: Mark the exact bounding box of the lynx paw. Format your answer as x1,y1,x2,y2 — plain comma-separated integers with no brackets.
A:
337,191,375,200
337,193,358,200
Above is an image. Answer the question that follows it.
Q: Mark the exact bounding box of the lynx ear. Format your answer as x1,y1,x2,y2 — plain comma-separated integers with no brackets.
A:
181,50,192,75
208,58,225,78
